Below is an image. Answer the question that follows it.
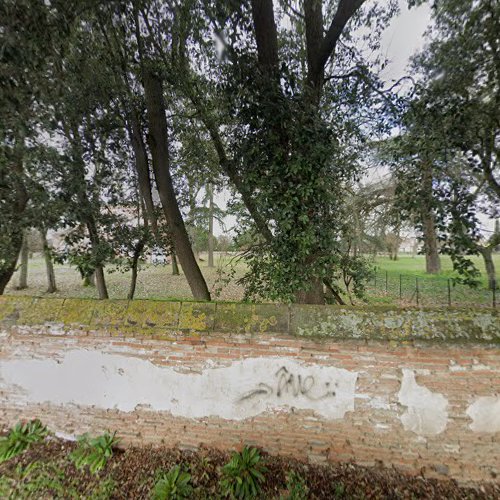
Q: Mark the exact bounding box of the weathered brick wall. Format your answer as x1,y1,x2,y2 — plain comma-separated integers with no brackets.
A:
0,296,499,483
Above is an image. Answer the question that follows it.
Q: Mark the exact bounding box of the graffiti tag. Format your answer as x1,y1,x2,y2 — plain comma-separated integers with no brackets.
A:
237,366,337,403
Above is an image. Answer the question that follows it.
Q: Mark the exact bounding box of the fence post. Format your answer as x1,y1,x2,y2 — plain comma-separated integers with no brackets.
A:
385,270,388,293
447,279,451,307
416,277,419,306
399,274,402,300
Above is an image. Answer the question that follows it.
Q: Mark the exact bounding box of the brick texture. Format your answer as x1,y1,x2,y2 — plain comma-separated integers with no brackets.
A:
0,297,499,484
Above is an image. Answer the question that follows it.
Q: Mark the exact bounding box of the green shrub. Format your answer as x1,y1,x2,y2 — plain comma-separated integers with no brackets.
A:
0,420,48,463
220,446,267,499
281,471,309,500
70,431,120,474
152,465,193,500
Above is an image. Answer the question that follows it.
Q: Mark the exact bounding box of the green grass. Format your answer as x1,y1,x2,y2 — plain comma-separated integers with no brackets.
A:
373,253,500,283
367,254,499,308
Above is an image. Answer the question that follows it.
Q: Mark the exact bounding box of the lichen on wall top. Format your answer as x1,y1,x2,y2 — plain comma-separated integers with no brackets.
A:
0,296,498,343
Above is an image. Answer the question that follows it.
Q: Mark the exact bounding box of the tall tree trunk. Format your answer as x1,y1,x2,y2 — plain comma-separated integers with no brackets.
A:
295,277,325,304
128,239,145,300
478,246,497,290
421,161,441,274
17,233,29,290
172,252,180,276
422,213,441,273
208,184,215,268
82,210,108,299
128,110,158,235
93,266,108,300
40,230,57,293
67,123,109,300
142,67,210,300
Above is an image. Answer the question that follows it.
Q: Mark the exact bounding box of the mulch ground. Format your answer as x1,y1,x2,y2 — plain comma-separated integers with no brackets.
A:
1,438,499,499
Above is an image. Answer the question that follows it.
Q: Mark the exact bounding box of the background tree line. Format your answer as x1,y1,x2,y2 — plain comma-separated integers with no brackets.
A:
1,0,498,304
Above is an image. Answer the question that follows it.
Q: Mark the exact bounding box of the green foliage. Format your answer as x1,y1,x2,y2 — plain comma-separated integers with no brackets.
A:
69,431,120,474
152,465,193,500
333,482,346,498
281,471,309,500
0,460,115,499
0,420,48,463
220,446,267,499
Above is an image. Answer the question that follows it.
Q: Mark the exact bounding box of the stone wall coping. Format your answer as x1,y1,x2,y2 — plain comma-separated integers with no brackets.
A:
0,295,498,343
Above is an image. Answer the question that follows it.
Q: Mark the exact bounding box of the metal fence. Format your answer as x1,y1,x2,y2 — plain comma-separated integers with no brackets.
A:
366,268,497,308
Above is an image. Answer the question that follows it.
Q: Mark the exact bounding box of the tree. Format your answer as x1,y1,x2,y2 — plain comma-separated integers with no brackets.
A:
392,0,499,284
0,1,49,293
171,0,398,303
413,0,500,203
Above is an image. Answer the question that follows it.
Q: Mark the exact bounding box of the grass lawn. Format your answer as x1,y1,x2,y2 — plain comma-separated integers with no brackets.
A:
367,254,499,308
5,253,246,302
4,252,498,308
373,253,500,282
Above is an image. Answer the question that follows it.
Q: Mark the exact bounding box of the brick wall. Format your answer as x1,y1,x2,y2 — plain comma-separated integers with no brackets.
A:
0,296,499,483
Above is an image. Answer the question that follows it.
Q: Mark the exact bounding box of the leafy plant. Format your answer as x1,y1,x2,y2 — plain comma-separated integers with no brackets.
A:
0,419,48,463
0,460,80,498
152,465,193,500
69,431,120,474
220,446,267,499
281,471,309,500
333,482,346,498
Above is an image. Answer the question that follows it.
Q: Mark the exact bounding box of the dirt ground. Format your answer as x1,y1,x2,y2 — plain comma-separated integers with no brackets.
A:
1,438,498,499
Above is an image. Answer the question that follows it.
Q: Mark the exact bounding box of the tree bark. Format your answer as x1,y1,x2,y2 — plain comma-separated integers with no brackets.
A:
208,184,215,268
171,252,180,275
0,235,22,295
295,277,325,304
40,230,57,293
128,109,158,235
93,266,108,299
142,67,210,300
128,239,145,300
421,161,441,274
478,246,497,290
17,233,29,290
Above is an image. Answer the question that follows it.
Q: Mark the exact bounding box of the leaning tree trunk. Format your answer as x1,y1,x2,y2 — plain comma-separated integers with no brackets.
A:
0,232,23,295
421,161,441,274
142,67,210,301
0,128,29,295
40,230,57,293
17,233,29,290
478,246,497,291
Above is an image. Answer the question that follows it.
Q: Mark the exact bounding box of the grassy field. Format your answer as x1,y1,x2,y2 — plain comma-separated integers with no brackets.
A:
5,253,246,302
374,253,500,280
369,254,499,308
4,252,499,307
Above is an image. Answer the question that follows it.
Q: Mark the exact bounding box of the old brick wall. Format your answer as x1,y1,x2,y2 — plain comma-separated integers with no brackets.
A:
0,296,499,483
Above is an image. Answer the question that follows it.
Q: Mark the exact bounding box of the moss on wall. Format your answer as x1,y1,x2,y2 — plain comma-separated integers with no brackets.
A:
0,296,498,343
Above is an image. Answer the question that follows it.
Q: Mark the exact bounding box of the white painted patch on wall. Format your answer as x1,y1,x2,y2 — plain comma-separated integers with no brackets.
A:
398,369,448,436
0,350,358,421
466,396,500,433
